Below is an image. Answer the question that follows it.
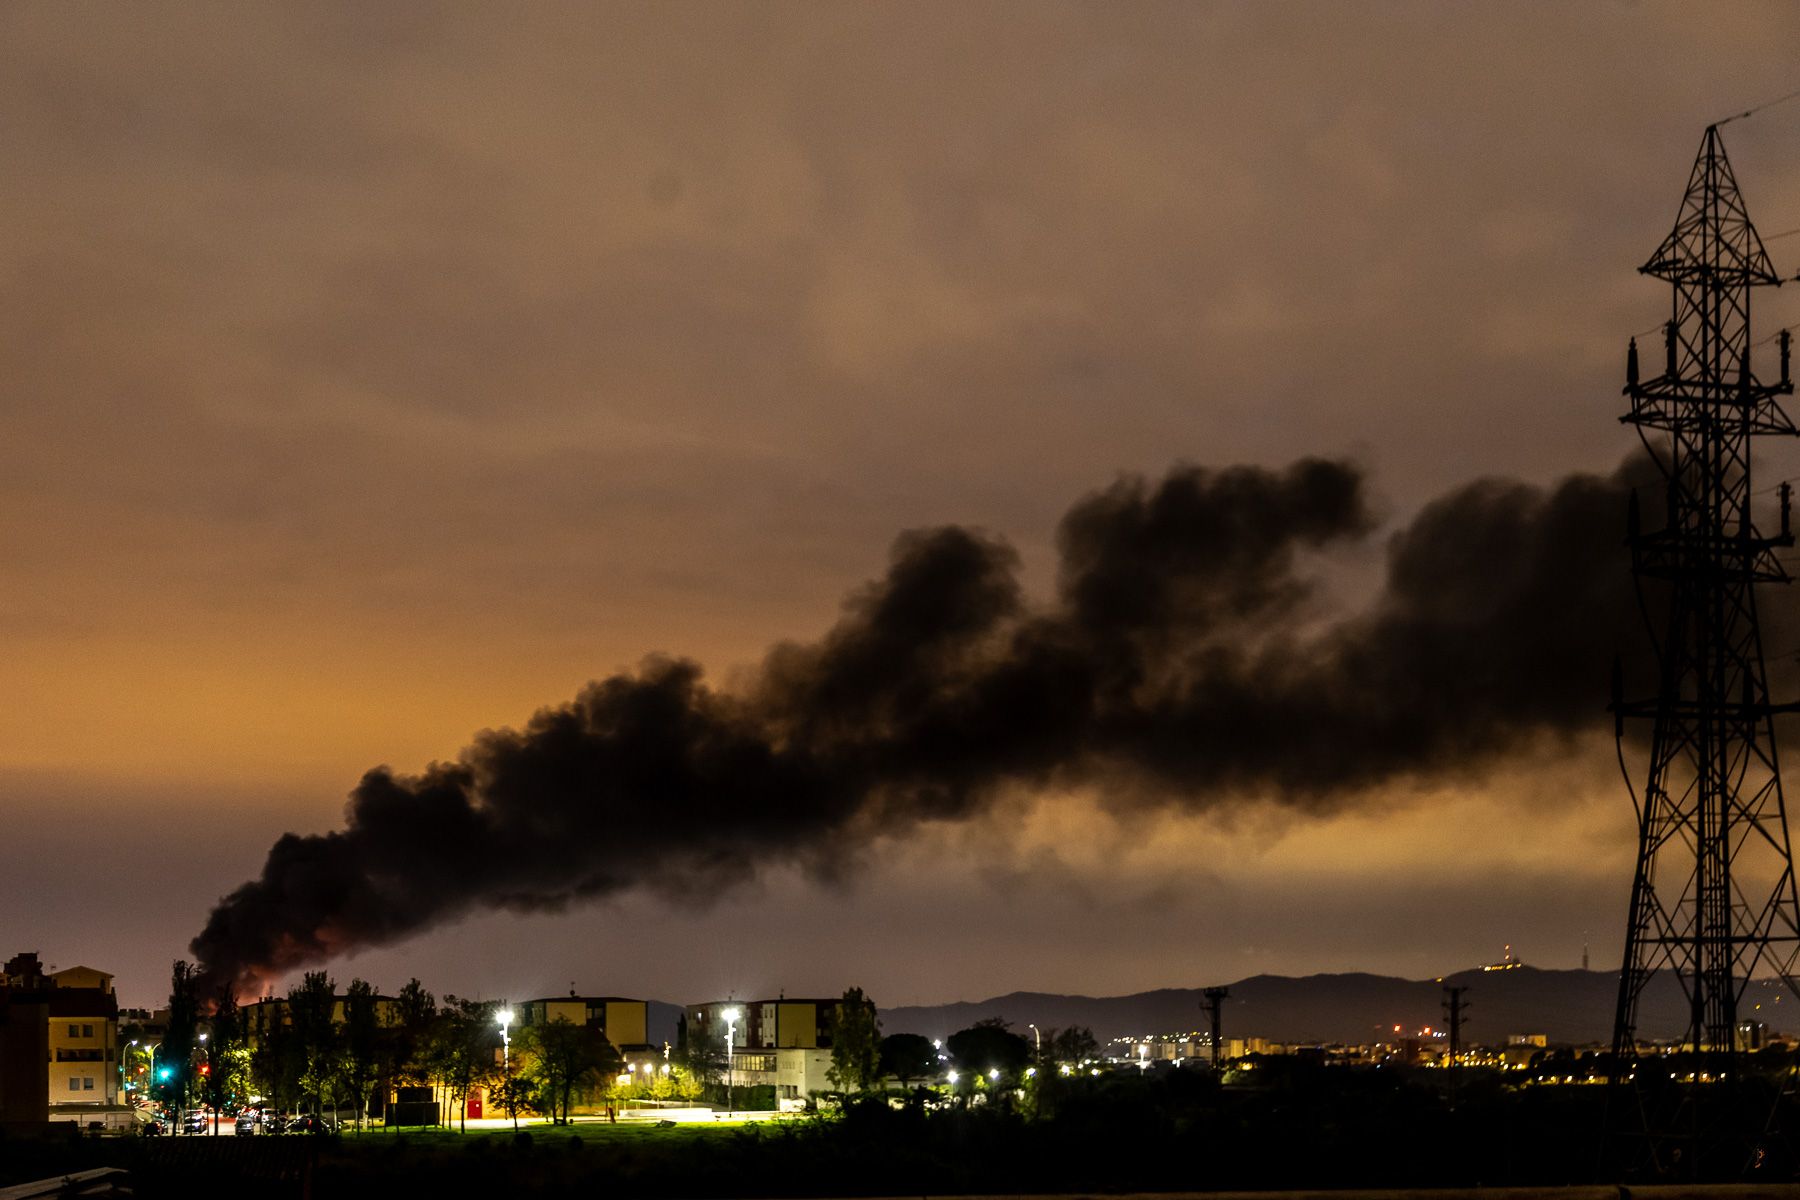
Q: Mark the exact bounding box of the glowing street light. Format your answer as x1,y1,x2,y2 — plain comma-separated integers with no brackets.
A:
497,1007,516,1130
722,1006,741,1117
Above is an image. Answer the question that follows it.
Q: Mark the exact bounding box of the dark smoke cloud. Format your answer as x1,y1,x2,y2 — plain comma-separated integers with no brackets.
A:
193,456,1670,994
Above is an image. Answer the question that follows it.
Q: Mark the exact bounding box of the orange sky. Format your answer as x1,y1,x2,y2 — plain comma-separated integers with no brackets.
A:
6,1,1800,1008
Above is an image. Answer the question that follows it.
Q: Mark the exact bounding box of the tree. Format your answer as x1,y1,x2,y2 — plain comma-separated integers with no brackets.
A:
671,1063,705,1104
947,1018,1031,1084
674,1015,725,1091
287,971,341,1118
523,1017,619,1123
826,987,882,1094
1051,1025,1098,1068
388,977,437,1113
879,1033,938,1087
163,961,201,1115
247,1002,303,1114
341,979,382,1130
201,989,246,1133
427,997,497,1133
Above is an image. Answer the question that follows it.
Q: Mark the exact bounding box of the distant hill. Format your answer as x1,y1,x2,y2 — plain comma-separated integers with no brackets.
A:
876,966,1734,1046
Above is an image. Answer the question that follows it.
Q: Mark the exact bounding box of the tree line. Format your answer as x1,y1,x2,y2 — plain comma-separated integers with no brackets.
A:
141,966,1103,1126
146,962,656,1129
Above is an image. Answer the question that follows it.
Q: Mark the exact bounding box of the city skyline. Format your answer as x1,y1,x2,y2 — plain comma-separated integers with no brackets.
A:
7,2,1800,1012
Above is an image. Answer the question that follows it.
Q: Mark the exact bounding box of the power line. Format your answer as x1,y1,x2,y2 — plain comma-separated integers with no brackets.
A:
1714,85,1800,128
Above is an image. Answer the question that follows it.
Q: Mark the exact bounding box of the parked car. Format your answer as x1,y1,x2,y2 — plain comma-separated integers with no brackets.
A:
261,1112,291,1135
181,1110,207,1135
234,1111,259,1135
290,1114,340,1136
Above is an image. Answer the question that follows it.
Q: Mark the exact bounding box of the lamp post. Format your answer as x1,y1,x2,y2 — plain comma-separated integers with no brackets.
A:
722,1007,740,1118
497,1008,515,1130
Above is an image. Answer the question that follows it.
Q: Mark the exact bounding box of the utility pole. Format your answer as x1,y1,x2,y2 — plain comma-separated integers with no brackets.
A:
1201,987,1228,1071
1609,123,1800,1180
1442,986,1469,1112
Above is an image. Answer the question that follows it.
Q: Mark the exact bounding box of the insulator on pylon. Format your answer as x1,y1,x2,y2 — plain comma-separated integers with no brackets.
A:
1665,320,1678,376
1627,338,1640,388
1741,348,1753,394
1782,482,1792,539
1782,330,1792,387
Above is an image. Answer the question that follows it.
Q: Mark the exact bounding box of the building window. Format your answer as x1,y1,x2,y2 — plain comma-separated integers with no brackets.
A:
82,1024,93,1038
83,1077,94,1091
68,1024,79,1038
68,1078,80,1093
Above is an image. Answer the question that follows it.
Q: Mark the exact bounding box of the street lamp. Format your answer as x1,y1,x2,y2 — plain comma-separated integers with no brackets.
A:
721,1007,740,1117
497,1008,515,1130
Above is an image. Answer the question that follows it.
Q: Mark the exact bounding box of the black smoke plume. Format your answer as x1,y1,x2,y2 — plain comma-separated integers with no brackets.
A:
193,455,1684,995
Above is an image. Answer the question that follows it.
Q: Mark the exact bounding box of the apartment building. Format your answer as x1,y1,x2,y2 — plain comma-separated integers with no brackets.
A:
0,952,130,1130
684,997,861,1101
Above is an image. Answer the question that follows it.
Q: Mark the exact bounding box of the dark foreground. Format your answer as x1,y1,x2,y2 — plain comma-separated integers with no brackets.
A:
4,1068,1799,1197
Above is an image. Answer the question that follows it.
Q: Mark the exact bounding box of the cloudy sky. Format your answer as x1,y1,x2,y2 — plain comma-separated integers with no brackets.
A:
6,1,1800,1010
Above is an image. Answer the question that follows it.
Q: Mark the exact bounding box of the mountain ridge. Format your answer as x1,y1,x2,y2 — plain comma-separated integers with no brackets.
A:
868,966,1707,1046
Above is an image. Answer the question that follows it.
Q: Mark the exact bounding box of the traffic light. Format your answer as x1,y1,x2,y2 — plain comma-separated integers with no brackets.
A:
158,1067,172,1082
198,1063,211,1077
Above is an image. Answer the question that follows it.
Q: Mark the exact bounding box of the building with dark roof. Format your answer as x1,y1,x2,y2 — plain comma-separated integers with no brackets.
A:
0,953,130,1131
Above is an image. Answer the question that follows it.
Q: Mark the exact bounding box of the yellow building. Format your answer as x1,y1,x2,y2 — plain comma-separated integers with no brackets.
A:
238,992,403,1046
518,995,649,1052
0,953,129,1131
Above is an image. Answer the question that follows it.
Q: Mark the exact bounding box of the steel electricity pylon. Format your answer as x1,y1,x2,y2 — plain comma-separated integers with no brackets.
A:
1609,124,1800,1179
